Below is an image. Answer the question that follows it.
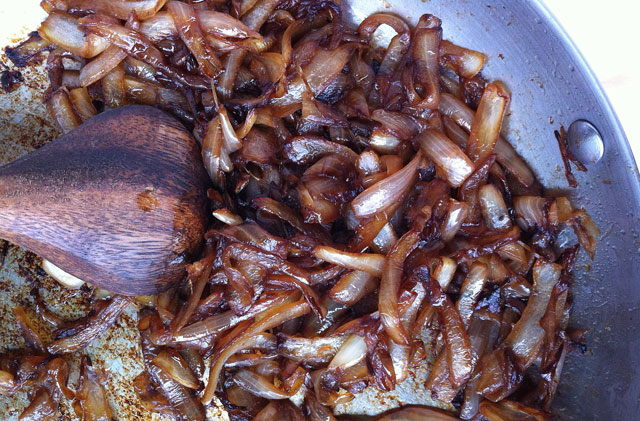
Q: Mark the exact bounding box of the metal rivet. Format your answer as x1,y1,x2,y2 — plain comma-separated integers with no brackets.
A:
566,120,604,165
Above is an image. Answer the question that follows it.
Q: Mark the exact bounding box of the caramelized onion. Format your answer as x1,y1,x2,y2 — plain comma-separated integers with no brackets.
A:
417,129,474,187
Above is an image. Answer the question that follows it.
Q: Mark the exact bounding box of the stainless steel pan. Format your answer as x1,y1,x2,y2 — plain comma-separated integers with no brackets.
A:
0,0,638,419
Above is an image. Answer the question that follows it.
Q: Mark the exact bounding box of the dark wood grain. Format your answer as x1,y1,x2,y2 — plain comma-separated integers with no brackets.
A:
0,105,209,295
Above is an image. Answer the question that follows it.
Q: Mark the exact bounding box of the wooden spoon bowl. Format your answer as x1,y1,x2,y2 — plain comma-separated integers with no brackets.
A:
0,105,209,295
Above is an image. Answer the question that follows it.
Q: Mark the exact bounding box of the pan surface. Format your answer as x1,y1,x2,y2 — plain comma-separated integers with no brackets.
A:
0,0,638,419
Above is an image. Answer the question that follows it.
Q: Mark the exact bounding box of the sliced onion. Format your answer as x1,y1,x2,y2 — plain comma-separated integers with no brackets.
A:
303,43,356,96
438,93,535,187
440,40,485,78
456,262,489,329
351,153,421,218
212,208,243,226
284,136,358,165
357,13,410,42
213,222,289,258
167,1,220,78
202,299,310,404
328,334,367,369
478,184,512,230
152,349,200,389
434,257,457,289
45,88,80,133
313,246,384,277
513,196,548,231
54,0,166,21
379,231,421,345
47,296,132,354
375,406,459,420
68,87,97,122
233,368,302,399
371,109,424,141
79,44,127,87
504,259,561,370
466,83,510,162
277,334,347,367
441,199,470,242
417,129,474,187
329,270,378,306
428,278,474,388
42,259,84,289
38,11,110,58
411,15,442,109
140,10,260,42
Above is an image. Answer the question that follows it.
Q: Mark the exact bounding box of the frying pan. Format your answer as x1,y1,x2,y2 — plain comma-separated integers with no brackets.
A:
0,0,639,419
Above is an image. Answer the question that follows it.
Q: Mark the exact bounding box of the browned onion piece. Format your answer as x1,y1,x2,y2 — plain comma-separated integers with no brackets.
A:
429,277,474,388
13,306,45,353
233,368,303,399
466,83,510,163
38,11,110,58
549,197,599,259
440,40,485,78
68,87,97,122
268,274,326,318
371,109,424,141
375,406,459,420
47,296,131,354
202,299,310,404
439,93,535,187
478,399,551,420
303,43,356,96
75,358,113,420
152,349,200,389
79,44,127,87
19,387,57,421
504,259,561,370
380,231,421,345
53,0,166,21
389,282,426,382
478,184,512,230
45,88,81,133
456,262,489,329
417,129,474,187
213,222,289,258
167,1,220,78
358,13,410,42
412,15,442,109
351,153,421,218
313,246,384,277
140,10,260,42
0,370,18,396
329,334,367,369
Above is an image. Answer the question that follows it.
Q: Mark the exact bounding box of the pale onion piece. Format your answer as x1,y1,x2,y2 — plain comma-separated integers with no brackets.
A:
42,259,85,289
412,15,442,109
372,223,397,255
212,209,243,226
514,196,548,231
328,335,367,369
441,199,470,242
38,11,110,58
233,369,296,400
356,150,383,177
440,40,485,78
312,246,384,277
456,262,489,329
479,184,512,230
504,259,562,370
369,129,402,154
351,153,422,218
434,257,457,289
357,13,410,42
466,83,510,162
328,270,378,306
416,129,474,188
284,136,358,165
303,43,357,95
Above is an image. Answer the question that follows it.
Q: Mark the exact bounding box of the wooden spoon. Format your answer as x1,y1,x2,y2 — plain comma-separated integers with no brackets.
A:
0,105,209,296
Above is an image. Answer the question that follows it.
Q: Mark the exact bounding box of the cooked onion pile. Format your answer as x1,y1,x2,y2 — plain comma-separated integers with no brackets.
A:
2,0,599,419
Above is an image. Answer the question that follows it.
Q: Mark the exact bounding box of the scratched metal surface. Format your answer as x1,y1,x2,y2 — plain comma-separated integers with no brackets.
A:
1,0,639,420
